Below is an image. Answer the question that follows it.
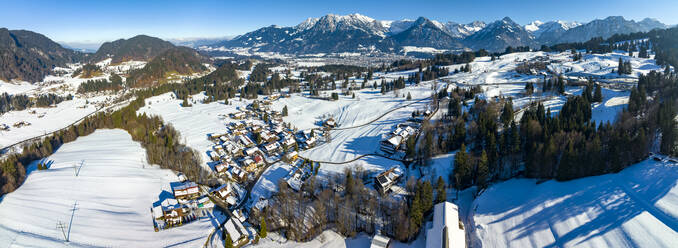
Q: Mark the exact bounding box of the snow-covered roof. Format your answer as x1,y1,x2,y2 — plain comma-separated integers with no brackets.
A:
224,217,247,243
426,202,465,248
370,234,390,248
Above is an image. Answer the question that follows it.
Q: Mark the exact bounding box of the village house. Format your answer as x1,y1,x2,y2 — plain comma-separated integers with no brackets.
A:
282,134,297,149
260,131,278,143
241,157,257,172
228,165,247,182
263,142,281,155
238,135,255,148
244,146,260,157
224,217,249,247
380,135,403,154
426,201,465,248
284,151,299,162
230,111,246,120
213,183,240,206
324,118,337,128
172,181,200,200
305,136,317,148
374,167,403,194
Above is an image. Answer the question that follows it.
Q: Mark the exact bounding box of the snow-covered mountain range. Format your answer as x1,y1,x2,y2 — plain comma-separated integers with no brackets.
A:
206,13,667,54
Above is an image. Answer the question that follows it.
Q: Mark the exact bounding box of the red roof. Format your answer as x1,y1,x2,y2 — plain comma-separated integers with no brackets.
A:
254,155,263,163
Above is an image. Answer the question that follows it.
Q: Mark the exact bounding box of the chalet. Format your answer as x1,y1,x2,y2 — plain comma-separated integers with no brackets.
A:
214,163,229,176
285,151,299,162
370,234,391,248
380,135,403,154
238,135,255,148
229,165,247,182
213,183,239,206
260,131,278,143
241,158,257,172
250,124,264,134
232,121,246,129
324,118,337,128
223,142,242,156
263,142,281,155
230,112,246,120
245,147,260,156
172,182,200,200
426,202,465,248
282,135,297,149
305,136,317,148
273,124,285,135
224,217,249,247
374,167,403,194
157,198,187,227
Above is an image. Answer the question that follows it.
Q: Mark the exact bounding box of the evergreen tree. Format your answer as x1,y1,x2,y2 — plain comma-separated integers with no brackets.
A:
500,99,514,127
224,233,233,248
406,92,412,100
435,176,446,203
477,150,489,189
593,84,603,103
282,105,288,116
259,218,267,238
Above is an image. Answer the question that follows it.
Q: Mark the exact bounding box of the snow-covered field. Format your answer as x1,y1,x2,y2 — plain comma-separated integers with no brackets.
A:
472,158,678,248
137,92,251,171
0,97,101,148
0,80,38,95
0,129,220,247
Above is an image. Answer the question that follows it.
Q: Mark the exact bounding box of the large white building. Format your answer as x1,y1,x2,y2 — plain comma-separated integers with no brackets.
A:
426,201,465,248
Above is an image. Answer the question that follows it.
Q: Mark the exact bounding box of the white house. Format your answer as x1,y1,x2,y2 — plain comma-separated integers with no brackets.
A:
426,201,465,248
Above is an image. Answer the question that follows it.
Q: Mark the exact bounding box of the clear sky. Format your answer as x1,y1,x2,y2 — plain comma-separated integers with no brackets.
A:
2,0,677,44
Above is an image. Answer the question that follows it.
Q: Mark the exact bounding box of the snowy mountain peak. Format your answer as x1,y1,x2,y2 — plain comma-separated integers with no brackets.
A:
525,20,544,32
296,17,319,31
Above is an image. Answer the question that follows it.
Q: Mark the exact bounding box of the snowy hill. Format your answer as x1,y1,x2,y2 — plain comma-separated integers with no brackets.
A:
471,158,678,247
0,129,220,247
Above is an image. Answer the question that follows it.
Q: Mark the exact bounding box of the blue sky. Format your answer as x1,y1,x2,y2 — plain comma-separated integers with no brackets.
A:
2,0,677,44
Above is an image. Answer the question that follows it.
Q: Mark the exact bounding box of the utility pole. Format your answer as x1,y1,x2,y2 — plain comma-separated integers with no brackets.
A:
56,221,68,242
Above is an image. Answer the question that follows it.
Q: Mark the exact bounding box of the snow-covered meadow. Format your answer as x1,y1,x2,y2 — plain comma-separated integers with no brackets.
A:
471,158,678,248
0,129,221,247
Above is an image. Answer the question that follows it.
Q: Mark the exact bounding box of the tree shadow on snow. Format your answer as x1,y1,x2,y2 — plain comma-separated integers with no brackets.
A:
481,160,677,247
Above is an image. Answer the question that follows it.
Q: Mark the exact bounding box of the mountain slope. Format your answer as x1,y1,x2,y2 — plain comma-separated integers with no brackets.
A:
464,17,537,52
127,46,207,87
91,35,175,63
0,28,81,82
526,21,581,45
557,16,667,43
387,17,464,50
